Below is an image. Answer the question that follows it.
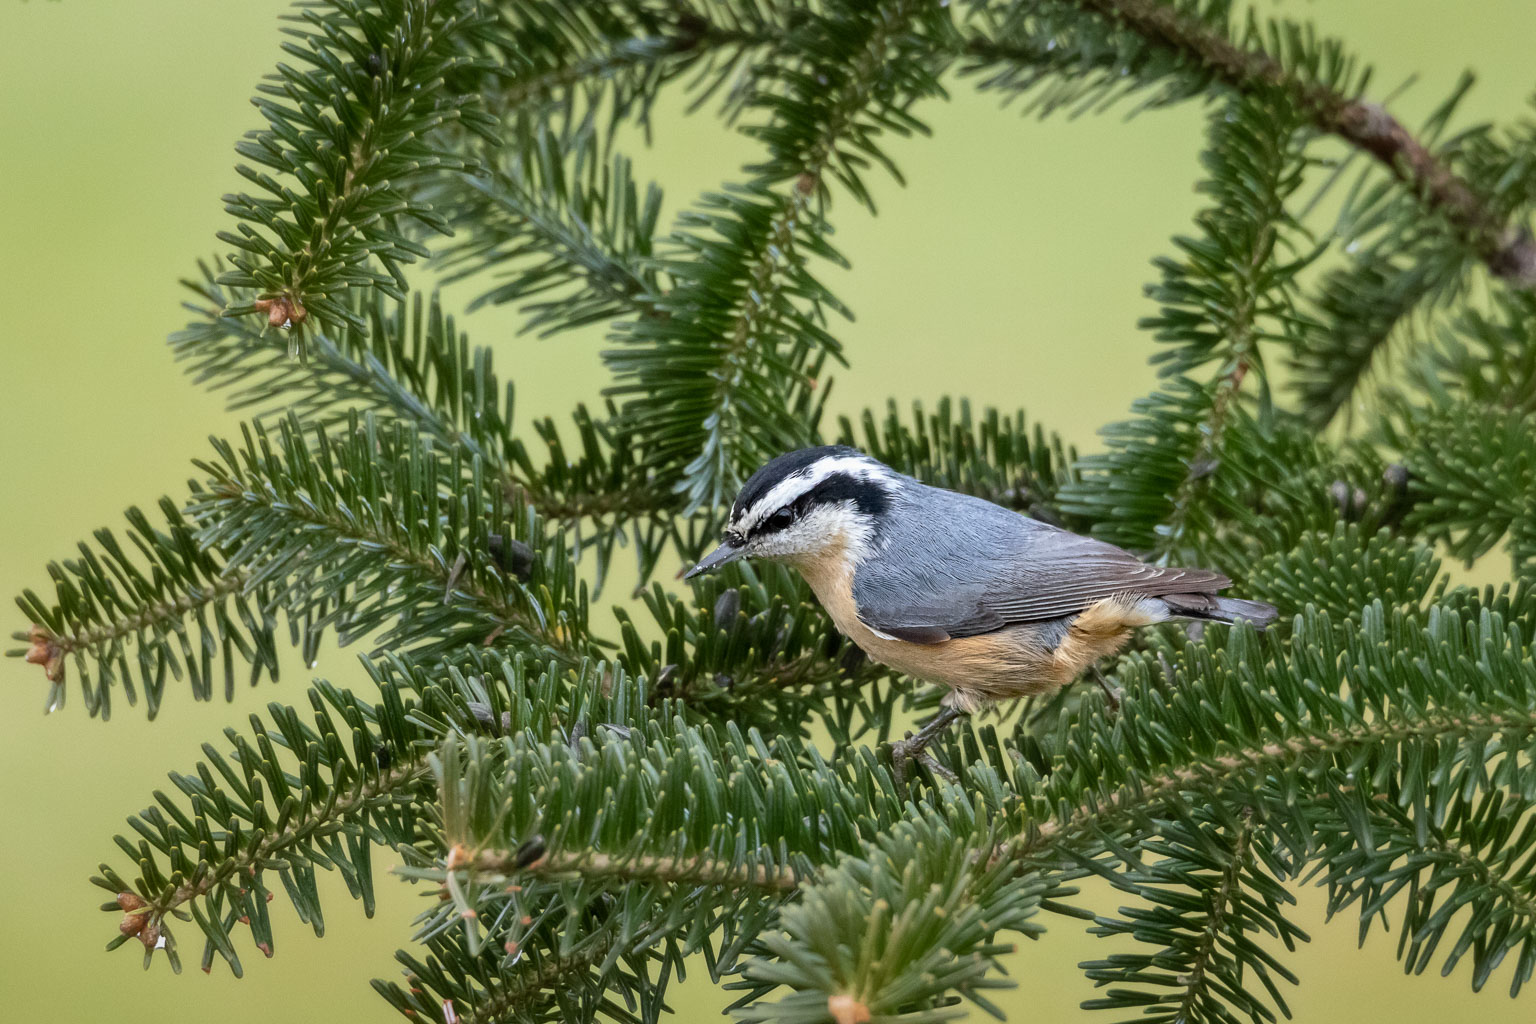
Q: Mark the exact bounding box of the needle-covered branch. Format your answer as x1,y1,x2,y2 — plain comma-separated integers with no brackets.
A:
91,679,434,974
192,413,596,664
219,0,499,338
174,267,679,587
470,0,784,135
1386,401,1536,573
432,131,665,331
605,0,947,512
10,500,278,719
1058,93,1316,564
964,0,1536,286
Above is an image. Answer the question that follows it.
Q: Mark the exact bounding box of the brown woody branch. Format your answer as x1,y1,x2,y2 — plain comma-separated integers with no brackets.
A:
971,0,1536,287
464,846,801,893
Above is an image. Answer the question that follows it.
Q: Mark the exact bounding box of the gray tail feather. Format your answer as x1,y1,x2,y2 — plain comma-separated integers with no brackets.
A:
1162,593,1279,629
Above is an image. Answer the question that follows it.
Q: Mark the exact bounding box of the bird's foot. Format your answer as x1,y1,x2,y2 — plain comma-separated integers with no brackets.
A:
888,706,966,786
889,736,958,785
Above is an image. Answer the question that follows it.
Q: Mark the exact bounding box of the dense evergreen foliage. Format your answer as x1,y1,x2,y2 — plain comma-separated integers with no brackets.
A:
13,2,1536,1022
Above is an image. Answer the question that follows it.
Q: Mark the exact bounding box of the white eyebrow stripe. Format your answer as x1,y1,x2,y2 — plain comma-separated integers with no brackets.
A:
736,456,895,532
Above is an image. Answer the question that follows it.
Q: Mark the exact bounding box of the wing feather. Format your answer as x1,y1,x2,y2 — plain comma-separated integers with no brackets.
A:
852,487,1229,643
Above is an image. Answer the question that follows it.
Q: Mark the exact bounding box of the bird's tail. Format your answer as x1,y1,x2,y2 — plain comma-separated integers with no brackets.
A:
1160,593,1279,629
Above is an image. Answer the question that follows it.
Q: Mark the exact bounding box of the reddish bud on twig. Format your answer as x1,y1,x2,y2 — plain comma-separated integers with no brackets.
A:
137,916,161,950
828,994,870,1024
251,295,308,330
116,891,147,936
24,625,64,683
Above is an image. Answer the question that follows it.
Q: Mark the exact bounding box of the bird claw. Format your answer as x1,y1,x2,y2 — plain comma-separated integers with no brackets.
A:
888,706,967,785
915,750,956,782
889,738,958,786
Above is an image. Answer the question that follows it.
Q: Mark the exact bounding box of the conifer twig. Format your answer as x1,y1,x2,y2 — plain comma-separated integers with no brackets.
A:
969,0,1536,286
464,847,801,893
130,757,433,929
1079,0,1536,284
1001,703,1536,868
1174,807,1256,1019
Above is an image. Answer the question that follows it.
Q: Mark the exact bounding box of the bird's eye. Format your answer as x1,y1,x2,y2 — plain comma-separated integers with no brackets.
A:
768,508,795,530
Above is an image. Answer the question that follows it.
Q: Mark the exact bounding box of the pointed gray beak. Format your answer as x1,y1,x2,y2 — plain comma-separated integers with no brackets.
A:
685,540,746,580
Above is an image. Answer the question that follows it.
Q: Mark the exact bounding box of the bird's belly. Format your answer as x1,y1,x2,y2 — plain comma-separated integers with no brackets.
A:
863,626,1072,700
792,557,1079,705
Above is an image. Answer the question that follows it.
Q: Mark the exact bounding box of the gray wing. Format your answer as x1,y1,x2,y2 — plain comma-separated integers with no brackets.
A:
852,485,1229,644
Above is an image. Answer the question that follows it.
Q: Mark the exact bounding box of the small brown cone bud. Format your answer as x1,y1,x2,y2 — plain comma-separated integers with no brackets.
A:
137,917,161,950
117,891,147,934
827,994,870,1024
251,295,308,330
796,172,818,196
24,626,65,681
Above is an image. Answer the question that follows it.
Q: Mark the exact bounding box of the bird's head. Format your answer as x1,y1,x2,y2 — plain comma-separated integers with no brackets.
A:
685,446,898,579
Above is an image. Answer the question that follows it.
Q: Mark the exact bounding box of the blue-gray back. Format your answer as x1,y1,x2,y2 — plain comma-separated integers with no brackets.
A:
851,478,1228,642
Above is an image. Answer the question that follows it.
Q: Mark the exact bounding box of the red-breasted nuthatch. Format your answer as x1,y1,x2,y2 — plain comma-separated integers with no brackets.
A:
686,446,1277,771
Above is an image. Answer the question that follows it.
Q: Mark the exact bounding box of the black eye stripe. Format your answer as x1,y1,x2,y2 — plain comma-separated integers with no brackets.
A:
741,470,893,541
731,445,864,520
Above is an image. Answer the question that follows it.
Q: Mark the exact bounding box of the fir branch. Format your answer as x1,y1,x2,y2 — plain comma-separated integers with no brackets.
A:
432,143,664,330
1246,524,1440,626
1291,89,1536,429
382,903,689,1024
1007,699,1536,870
192,414,595,663
175,268,513,468
92,680,434,973
219,0,498,337
176,267,671,559
737,814,1052,1024
1059,92,1313,562
466,846,800,893
1427,291,1536,418
472,2,780,130
1318,789,1536,996
10,500,279,719
605,0,945,511
1290,244,1462,430
1171,811,1260,1021
145,758,429,951
964,0,1535,286
1388,401,1536,569
451,937,624,1024
1045,0,1536,285
43,573,249,661
1081,807,1305,1024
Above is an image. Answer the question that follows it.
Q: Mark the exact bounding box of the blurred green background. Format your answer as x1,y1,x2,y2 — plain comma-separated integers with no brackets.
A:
3,2,1535,1021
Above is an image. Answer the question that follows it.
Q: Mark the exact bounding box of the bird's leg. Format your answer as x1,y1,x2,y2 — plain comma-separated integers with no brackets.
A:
889,705,967,785
1090,665,1121,712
